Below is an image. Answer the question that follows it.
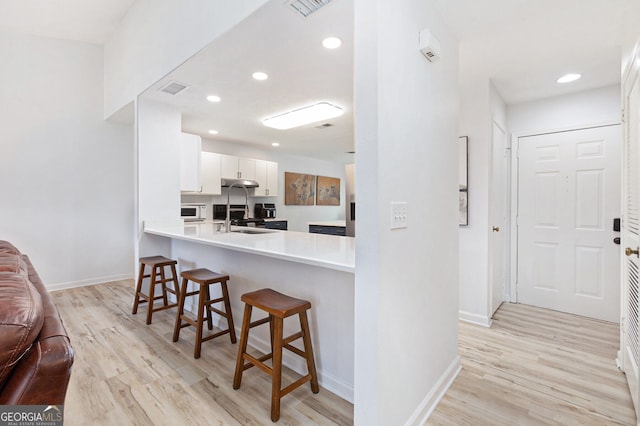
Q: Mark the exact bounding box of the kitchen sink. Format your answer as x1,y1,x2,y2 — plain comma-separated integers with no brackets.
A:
231,229,272,235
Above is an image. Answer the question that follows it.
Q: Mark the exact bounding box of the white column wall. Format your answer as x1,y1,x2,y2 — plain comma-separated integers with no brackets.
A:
0,32,134,289
354,0,460,423
458,75,492,325
136,98,182,257
104,0,269,119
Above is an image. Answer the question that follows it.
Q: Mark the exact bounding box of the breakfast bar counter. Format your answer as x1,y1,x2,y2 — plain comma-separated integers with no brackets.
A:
143,221,355,402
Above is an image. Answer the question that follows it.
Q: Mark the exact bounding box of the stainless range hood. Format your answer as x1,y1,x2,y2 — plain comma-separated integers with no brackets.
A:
221,178,259,188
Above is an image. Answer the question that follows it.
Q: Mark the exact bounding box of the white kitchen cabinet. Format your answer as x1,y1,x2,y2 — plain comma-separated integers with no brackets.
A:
220,154,255,180
253,160,278,197
180,133,201,192
200,152,221,195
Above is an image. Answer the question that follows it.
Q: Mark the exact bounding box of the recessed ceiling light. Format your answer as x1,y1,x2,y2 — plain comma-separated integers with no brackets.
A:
252,71,268,81
206,95,221,102
208,129,219,135
557,73,582,84
271,142,280,147
322,36,342,49
263,102,344,130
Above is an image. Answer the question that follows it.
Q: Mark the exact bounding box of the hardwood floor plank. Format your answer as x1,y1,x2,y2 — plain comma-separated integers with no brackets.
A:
52,280,353,425
429,303,636,426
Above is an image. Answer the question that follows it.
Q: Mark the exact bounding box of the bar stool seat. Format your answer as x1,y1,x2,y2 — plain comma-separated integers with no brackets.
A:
173,268,236,359
233,288,319,422
132,255,180,324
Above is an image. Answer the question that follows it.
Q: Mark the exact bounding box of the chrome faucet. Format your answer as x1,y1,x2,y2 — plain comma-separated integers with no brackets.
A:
225,181,250,232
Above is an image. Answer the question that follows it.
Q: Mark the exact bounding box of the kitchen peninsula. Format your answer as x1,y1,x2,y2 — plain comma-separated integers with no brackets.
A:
144,221,355,402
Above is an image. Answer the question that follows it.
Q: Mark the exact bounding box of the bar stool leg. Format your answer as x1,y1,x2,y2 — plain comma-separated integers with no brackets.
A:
159,265,169,306
132,263,145,314
271,316,284,422
221,280,237,343
233,304,253,390
204,285,214,331
173,278,189,342
169,263,180,302
194,283,207,359
300,311,319,393
146,266,158,325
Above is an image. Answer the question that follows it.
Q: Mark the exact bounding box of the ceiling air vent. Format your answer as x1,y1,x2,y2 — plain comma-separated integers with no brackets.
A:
159,81,189,95
315,123,334,128
284,0,334,18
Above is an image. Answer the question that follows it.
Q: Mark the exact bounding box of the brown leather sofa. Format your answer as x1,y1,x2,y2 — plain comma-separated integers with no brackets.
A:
0,240,74,405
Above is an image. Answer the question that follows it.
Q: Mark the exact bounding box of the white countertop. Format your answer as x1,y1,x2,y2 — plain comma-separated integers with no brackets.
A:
307,220,346,227
144,222,354,273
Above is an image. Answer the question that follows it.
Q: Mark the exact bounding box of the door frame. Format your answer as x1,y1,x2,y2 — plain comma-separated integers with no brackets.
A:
509,122,622,303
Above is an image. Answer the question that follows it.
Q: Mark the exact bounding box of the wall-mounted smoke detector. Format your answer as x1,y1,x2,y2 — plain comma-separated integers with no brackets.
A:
284,0,334,18
158,81,189,95
419,29,441,62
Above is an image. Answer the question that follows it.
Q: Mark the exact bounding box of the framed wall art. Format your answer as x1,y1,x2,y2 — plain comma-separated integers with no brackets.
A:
316,175,341,206
285,172,315,205
459,136,468,226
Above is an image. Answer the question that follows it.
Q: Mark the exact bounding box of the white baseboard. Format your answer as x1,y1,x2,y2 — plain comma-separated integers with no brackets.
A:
404,355,462,425
458,310,492,327
48,273,134,292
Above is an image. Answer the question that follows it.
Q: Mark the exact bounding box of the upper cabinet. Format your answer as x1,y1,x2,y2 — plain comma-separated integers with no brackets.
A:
254,160,278,197
200,152,222,195
220,154,255,180
180,133,201,192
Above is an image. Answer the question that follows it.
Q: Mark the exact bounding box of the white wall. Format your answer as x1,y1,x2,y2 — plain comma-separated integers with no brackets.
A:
458,74,493,325
104,0,269,119
354,0,460,423
185,139,346,232
0,32,134,289
136,98,182,258
508,85,621,134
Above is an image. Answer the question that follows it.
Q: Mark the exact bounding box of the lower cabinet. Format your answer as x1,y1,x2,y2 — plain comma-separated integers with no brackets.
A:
308,225,346,236
265,220,288,230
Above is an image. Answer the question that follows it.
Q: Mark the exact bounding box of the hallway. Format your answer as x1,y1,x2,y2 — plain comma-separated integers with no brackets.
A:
429,303,635,425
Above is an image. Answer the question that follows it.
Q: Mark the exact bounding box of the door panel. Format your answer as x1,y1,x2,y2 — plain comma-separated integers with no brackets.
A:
621,49,640,418
517,125,621,322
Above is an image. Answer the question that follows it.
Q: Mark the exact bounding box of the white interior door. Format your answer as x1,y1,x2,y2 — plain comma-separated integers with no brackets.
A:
516,125,621,322
490,120,508,316
621,48,640,418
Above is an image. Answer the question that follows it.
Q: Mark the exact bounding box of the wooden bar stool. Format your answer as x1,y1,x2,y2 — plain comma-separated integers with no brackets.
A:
132,255,180,324
173,268,236,359
233,288,319,422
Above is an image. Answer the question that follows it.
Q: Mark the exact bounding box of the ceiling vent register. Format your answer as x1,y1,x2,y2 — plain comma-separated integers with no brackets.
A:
159,81,189,95
285,0,334,18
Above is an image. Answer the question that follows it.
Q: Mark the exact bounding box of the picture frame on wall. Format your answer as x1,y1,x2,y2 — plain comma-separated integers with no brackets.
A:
459,136,468,226
284,172,315,205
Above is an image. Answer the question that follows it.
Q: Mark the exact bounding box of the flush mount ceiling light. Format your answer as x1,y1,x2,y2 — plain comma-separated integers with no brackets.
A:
322,36,342,49
206,94,221,102
557,73,582,84
271,142,280,147
252,71,269,81
208,129,219,135
262,102,344,130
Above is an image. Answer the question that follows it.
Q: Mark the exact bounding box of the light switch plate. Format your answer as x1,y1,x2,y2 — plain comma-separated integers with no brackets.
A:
390,202,408,229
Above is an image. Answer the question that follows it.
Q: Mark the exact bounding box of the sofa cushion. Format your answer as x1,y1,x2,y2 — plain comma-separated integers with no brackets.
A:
0,254,28,276
0,241,20,255
0,273,44,390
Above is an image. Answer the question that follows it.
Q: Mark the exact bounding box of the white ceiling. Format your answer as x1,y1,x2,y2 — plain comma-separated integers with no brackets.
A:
0,0,135,44
2,0,633,161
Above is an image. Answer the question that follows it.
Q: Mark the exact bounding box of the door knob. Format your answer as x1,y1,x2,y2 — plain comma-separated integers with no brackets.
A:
492,226,500,232
625,247,639,257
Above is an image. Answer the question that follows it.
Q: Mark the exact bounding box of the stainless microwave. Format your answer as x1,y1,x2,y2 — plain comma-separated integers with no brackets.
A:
181,203,206,222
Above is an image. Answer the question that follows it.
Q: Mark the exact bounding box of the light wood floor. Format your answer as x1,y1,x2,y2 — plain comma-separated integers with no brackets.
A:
52,279,353,425
429,303,636,426
52,281,636,425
